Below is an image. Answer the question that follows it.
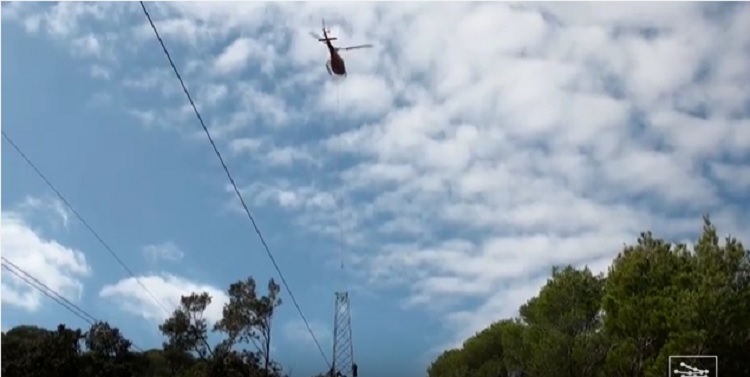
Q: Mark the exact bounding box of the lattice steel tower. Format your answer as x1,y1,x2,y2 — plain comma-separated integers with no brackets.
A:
332,291,356,377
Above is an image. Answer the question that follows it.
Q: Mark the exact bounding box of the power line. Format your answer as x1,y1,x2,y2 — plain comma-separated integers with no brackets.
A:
138,1,331,368
2,259,96,325
1,258,144,352
1,131,174,318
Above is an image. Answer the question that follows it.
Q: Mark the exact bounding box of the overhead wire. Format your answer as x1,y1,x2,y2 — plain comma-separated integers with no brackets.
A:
1,257,144,352
3,130,262,357
138,1,331,368
331,64,357,377
333,81,348,277
2,130,174,320
3,130,264,360
1,257,97,325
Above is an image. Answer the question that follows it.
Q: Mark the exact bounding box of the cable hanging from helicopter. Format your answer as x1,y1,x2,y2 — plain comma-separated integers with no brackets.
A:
310,19,373,78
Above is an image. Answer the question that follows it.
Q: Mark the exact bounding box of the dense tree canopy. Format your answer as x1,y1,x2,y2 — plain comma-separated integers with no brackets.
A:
427,217,750,377
5,218,749,377
2,277,289,377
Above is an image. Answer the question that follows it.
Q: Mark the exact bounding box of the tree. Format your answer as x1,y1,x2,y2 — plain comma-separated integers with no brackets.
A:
81,321,140,377
159,276,284,377
1,276,289,377
427,348,469,377
1,324,84,377
160,292,215,362
428,216,750,377
519,266,607,377
602,231,694,377
603,218,750,377
216,277,282,376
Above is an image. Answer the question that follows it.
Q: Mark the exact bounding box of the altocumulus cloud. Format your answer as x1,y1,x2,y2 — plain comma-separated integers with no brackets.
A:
142,241,185,265
6,1,750,351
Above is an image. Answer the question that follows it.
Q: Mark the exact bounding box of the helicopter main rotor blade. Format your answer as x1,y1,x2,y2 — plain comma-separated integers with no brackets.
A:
309,31,323,40
339,44,373,51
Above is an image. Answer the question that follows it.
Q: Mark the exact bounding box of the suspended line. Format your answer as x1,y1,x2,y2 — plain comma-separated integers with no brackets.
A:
1,258,144,352
333,83,348,275
1,131,173,319
138,1,331,367
2,258,96,325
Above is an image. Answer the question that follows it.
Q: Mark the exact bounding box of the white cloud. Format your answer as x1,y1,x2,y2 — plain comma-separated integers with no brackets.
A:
234,83,290,127
128,109,157,127
121,68,179,98
202,84,229,107
228,137,319,168
213,37,263,76
229,137,264,155
70,33,101,58
133,17,224,48
142,242,185,265
318,74,394,119
89,65,111,80
1,211,91,312
282,319,330,348
16,196,71,230
7,2,750,364
240,183,337,212
710,162,750,194
99,273,228,324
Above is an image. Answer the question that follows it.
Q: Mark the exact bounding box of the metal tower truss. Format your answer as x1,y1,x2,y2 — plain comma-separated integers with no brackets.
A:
332,291,355,377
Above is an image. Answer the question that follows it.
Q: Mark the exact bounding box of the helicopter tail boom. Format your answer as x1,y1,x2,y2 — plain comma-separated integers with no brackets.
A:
319,19,338,43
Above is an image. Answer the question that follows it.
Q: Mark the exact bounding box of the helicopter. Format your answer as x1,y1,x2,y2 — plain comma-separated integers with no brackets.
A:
310,19,373,78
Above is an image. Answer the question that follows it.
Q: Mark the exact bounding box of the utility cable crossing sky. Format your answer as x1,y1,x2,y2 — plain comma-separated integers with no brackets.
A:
1,256,145,353
2,130,174,323
2,256,97,326
138,1,332,369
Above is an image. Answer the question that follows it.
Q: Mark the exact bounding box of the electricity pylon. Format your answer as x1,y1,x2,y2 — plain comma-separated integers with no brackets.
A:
332,291,355,377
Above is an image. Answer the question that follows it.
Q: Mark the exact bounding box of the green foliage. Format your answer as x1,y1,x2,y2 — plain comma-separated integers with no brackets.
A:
1,324,83,377
216,277,282,375
6,217,749,377
1,276,291,377
428,217,750,377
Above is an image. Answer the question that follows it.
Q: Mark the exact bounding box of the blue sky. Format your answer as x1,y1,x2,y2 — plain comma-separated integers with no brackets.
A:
2,2,750,377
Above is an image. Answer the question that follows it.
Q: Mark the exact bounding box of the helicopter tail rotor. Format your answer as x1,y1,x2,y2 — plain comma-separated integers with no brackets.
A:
310,31,337,42
311,19,337,42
